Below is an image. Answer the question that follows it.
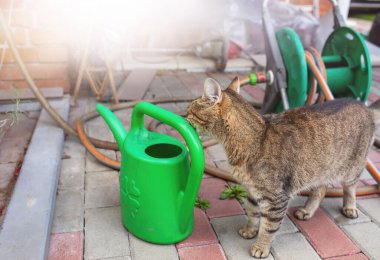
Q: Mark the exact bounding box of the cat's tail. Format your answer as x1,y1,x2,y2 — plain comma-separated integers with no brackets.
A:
370,99,380,125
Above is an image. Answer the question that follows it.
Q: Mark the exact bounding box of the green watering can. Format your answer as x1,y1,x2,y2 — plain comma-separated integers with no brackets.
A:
96,102,205,244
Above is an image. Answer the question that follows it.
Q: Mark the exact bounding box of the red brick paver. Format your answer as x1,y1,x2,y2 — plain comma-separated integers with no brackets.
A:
288,208,360,259
176,208,218,248
198,178,245,218
48,232,84,260
178,243,227,260
326,253,368,260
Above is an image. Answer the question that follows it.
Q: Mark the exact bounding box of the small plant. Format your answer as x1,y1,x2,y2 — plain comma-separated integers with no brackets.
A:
195,197,210,211
220,184,247,204
9,88,21,126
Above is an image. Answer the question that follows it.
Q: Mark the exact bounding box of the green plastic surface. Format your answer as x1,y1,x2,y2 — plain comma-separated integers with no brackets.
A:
96,102,205,244
275,28,308,112
322,26,371,101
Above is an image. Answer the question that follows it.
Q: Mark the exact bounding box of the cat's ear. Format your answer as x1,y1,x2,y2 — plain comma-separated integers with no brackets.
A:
203,78,222,104
227,76,240,94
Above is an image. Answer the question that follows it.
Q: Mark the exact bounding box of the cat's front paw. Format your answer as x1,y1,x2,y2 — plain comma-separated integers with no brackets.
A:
250,243,271,258
238,226,258,239
294,208,312,220
342,207,358,219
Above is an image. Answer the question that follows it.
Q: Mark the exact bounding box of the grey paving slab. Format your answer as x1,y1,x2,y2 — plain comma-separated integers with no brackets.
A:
357,197,380,225
85,207,130,260
129,234,179,260
271,233,321,260
321,198,371,225
63,136,87,159
52,187,84,233
85,170,120,208
161,75,192,97
211,215,275,260
288,196,307,208
86,121,116,143
0,96,69,260
97,257,131,260
277,215,299,236
359,169,373,180
0,101,41,112
146,77,171,98
206,144,227,161
343,222,380,260
215,160,232,172
58,157,85,189
86,149,116,172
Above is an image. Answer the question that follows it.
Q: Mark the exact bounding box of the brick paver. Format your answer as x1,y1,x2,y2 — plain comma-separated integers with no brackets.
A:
176,208,218,248
288,208,360,259
48,232,84,260
327,253,368,260
198,178,245,218
357,197,380,225
178,244,227,260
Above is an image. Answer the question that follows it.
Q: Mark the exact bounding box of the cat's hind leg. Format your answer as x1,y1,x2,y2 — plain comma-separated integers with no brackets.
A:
342,180,359,219
239,197,260,239
294,185,326,220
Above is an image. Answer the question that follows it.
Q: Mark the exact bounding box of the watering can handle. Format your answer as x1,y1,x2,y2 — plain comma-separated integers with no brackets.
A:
130,102,205,231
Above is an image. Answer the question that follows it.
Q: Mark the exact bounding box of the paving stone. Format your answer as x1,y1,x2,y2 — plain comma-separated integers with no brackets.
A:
288,195,308,207
357,197,380,225
326,253,368,260
204,150,215,167
343,222,380,260
0,96,69,260
59,158,85,189
177,244,227,260
0,162,16,192
272,233,321,260
243,86,265,103
277,215,299,235
85,170,119,208
129,234,178,260
198,178,245,218
0,136,29,163
367,149,380,163
63,137,86,159
85,207,130,259
214,160,232,172
52,187,84,233
86,121,116,143
48,231,84,260
85,149,116,172
359,169,373,180
176,208,218,248
206,144,227,161
211,215,275,260
321,198,371,225
3,114,37,140
288,208,360,258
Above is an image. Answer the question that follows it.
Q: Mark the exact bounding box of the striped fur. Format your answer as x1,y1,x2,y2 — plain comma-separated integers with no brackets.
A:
186,77,377,258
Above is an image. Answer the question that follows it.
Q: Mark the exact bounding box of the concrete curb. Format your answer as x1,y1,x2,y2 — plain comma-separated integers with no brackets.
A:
0,96,70,260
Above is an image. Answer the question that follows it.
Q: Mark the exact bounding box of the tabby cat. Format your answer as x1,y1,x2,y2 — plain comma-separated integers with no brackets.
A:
186,77,379,258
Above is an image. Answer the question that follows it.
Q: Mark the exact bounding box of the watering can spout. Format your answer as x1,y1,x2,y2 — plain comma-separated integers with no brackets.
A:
96,104,127,150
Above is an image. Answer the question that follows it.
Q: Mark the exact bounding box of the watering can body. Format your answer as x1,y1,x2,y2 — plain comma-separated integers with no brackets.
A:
96,102,205,244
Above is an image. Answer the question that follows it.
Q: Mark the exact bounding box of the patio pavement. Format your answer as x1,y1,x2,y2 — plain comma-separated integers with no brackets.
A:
47,68,380,260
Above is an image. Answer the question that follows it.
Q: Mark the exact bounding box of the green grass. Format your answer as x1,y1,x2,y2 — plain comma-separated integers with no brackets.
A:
219,184,247,204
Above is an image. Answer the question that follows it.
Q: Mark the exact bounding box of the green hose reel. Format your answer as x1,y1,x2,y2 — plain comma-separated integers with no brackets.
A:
272,26,371,111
